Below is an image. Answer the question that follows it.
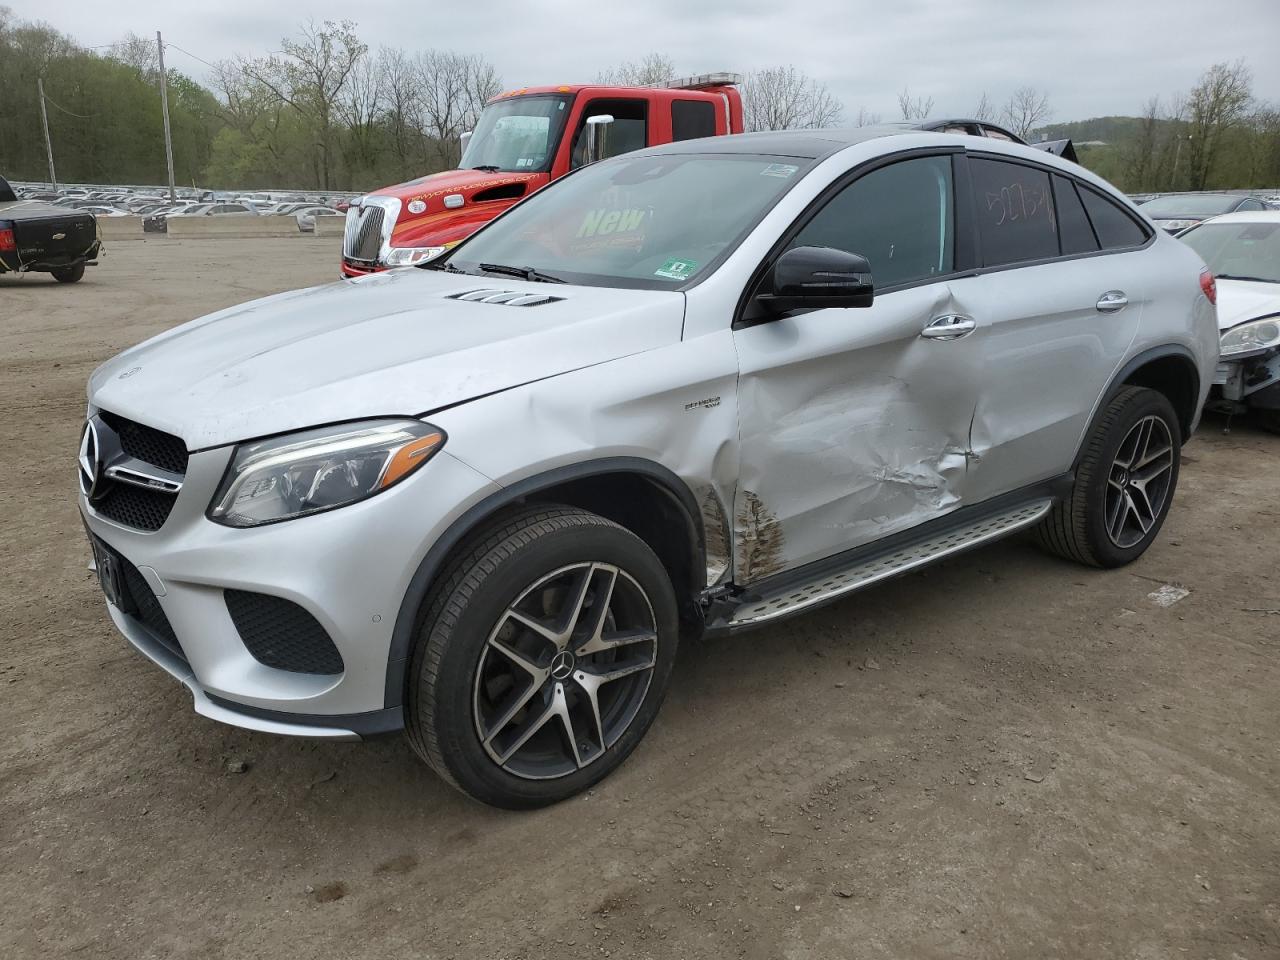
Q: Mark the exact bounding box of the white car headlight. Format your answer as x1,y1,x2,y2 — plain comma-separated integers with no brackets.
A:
1220,317,1280,358
1159,219,1198,233
208,419,445,527
383,246,446,266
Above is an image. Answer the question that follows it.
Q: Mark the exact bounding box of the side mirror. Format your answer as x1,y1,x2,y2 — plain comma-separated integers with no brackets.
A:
459,130,473,153
761,245,874,312
584,114,615,164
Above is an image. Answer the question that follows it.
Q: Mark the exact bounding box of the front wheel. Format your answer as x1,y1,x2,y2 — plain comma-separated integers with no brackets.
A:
52,263,85,283
1036,386,1181,568
406,506,679,808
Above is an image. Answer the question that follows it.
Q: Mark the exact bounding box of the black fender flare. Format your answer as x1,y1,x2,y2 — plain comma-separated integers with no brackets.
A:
383,456,706,708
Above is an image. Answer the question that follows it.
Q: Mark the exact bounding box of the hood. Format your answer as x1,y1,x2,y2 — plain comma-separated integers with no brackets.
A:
1214,278,1280,331
372,168,543,217
89,269,684,450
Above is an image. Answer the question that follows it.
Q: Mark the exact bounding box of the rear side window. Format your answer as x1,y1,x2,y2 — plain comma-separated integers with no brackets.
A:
1053,176,1099,255
970,157,1057,266
671,100,716,141
788,155,954,288
1078,186,1148,249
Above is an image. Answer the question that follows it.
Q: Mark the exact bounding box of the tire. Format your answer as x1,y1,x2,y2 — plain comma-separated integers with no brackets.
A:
406,505,679,809
51,263,85,283
1035,386,1181,568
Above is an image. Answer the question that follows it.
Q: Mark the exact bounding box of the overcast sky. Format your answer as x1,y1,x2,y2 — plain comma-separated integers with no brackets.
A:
29,0,1280,124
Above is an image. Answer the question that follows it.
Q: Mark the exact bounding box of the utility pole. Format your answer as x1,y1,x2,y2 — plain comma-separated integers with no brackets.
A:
156,31,177,203
36,77,57,189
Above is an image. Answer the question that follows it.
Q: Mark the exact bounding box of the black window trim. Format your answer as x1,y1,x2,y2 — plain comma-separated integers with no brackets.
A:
960,150,1155,279
733,145,968,329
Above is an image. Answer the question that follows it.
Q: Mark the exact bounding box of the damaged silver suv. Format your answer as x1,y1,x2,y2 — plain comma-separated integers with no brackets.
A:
80,129,1218,807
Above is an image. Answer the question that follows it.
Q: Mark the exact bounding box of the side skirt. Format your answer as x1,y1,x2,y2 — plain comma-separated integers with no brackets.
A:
704,476,1071,635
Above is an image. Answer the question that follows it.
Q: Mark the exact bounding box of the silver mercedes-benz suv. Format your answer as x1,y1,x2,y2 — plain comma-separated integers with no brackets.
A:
79,128,1218,808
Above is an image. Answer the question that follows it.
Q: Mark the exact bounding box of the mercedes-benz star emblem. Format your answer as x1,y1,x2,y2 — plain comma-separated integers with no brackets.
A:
550,650,576,681
78,420,100,498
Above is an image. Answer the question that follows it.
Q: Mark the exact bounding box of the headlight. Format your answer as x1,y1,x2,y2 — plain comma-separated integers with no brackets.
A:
1220,317,1280,357
208,419,445,527
1160,219,1198,233
383,246,445,266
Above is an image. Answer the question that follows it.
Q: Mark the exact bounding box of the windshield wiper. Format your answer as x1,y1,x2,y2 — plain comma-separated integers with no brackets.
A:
478,262,566,284
1217,273,1276,283
420,259,468,273
471,165,501,172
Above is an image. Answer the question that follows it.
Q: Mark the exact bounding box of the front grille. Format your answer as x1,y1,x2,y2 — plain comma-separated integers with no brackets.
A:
99,410,188,474
344,205,385,262
95,483,176,531
91,411,187,532
225,590,345,675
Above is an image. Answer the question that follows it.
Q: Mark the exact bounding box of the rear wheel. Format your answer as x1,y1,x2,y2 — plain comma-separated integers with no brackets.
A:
1036,386,1181,568
51,263,85,283
406,505,679,808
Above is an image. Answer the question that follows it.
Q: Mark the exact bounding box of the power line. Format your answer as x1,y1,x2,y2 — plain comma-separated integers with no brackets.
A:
162,41,221,71
40,91,95,120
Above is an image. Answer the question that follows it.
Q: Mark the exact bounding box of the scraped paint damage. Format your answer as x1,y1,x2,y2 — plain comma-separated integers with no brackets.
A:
736,490,787,581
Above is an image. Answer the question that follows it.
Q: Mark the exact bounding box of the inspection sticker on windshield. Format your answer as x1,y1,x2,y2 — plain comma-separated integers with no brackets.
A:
655,258,698,280
761,163,799,178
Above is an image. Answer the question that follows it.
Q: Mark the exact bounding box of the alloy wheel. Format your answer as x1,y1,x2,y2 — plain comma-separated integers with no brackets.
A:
472,562,658,780
1104,414,1175,549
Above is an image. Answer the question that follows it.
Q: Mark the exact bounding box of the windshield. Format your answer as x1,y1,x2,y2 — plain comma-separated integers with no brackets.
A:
1142,194,1238,217
459,94,572,173
441,153,812,289
1180,221,1280,283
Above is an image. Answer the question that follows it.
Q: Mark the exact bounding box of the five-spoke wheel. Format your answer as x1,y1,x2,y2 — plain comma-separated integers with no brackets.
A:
1104,414,1175,549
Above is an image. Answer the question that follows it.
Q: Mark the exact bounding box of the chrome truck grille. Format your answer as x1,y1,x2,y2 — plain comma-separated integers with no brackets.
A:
342,197,400,266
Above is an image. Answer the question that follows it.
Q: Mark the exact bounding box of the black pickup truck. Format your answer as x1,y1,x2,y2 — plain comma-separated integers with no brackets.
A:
0,175,100,283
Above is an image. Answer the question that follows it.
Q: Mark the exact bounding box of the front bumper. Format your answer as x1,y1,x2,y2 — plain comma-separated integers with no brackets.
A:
1208,350,1280,413
81,437,500,738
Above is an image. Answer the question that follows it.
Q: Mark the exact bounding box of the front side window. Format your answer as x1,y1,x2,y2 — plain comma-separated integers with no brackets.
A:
570,99,648,168
460,94,572,173
443,153,811,289
970,157,1058,266
787,155,955,288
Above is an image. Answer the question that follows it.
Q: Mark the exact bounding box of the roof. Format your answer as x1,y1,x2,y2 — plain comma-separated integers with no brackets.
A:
642,125,918,159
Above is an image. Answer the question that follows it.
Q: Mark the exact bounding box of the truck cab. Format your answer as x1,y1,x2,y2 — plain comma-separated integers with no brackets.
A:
340,74,744,276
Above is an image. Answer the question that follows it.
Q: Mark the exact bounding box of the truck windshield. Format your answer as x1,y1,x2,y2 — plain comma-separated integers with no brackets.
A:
459,94,572,174
441,153,812,290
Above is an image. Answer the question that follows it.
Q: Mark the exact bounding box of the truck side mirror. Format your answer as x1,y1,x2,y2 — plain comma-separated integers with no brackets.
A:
459,130,472,152
584,115,615,165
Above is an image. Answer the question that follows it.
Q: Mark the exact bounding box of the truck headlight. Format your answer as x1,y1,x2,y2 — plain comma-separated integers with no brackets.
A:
384,246,445,266
1220,317,1280,358
208,419,445,527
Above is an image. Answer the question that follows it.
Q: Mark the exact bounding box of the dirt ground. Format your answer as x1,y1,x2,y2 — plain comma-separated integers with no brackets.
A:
2,237,1278,960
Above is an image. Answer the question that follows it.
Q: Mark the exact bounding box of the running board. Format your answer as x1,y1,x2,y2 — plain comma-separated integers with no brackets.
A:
723,498,1054,629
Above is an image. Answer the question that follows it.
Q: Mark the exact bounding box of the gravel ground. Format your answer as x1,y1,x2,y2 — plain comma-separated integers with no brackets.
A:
2,238,1278,960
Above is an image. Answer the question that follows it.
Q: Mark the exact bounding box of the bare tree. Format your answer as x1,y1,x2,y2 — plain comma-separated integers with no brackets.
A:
1001,86,1052,139
972,91,995,122
415,50,501,169
1184,59,1253,190
597,52,674,87
742,65,841,132
897,86,934,121
238,19,367,189
1123,95,1163,191
109,32,156,75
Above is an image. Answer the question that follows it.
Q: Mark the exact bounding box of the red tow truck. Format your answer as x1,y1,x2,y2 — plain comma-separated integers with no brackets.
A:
340,73,744,276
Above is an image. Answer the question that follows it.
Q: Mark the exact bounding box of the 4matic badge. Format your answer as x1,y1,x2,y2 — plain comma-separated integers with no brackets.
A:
684,396,721,412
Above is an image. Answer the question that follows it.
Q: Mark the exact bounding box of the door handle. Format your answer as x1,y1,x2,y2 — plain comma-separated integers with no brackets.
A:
1096,291,1129,313
920,315,976,340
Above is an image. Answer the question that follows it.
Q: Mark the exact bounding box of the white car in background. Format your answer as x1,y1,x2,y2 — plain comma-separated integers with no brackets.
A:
1180,211,1280,432
294,205,343,233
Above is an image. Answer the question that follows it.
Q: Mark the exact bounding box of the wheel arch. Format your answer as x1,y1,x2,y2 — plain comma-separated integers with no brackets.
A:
1077,345,1202,467
384,457,707,708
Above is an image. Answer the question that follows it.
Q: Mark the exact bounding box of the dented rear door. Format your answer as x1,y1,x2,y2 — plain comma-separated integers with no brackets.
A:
732,279,984,580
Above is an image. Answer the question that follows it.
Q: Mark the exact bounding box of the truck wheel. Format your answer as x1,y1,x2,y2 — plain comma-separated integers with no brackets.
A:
1036,386,1181,568
51,264,85,283
406,505,679,808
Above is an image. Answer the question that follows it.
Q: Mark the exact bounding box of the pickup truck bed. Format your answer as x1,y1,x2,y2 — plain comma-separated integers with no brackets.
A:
1,176,100,282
